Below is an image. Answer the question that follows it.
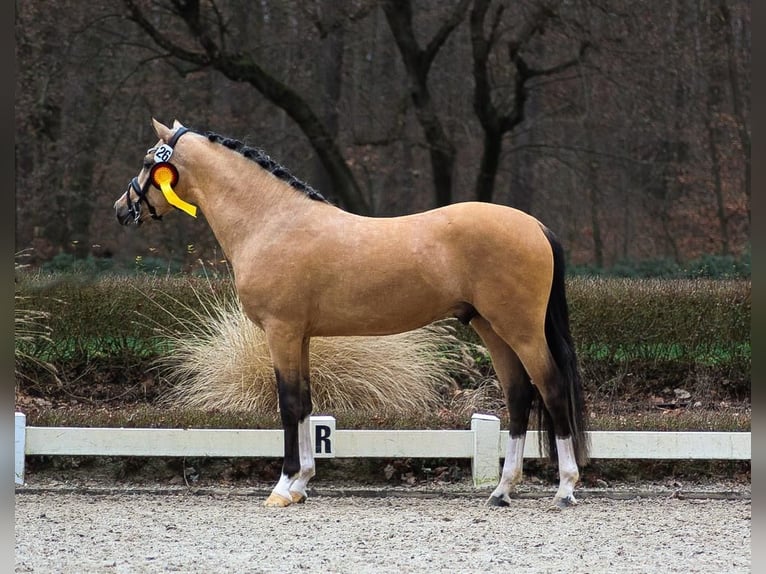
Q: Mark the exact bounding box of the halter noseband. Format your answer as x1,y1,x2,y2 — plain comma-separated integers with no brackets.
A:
125,126,190,224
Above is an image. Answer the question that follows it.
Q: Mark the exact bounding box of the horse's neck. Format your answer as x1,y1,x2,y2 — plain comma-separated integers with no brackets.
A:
187,151,316,265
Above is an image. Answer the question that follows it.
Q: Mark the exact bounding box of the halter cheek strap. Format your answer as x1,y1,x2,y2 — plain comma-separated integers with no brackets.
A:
126,176,161,222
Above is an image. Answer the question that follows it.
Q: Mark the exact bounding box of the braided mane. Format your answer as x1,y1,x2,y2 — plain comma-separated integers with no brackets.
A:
203,131,328,203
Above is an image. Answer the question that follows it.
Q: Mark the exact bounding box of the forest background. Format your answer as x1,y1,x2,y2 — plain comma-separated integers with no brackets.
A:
15,0,750,275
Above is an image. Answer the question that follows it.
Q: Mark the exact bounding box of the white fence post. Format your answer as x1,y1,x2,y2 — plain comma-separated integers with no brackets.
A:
15,412,26,485
470,413,500,488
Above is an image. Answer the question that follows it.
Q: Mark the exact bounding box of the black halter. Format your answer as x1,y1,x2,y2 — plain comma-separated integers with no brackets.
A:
125,127,190,224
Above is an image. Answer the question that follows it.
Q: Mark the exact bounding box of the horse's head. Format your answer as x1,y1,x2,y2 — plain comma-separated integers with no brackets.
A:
114,118,198,226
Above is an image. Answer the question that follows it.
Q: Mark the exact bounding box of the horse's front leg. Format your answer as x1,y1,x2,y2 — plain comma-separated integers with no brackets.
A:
288,416,316,503
286,338,315,504
265,414,315,507
264,331,314,508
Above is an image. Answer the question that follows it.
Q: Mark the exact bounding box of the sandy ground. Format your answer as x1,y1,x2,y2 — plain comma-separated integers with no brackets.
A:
15,482,750,574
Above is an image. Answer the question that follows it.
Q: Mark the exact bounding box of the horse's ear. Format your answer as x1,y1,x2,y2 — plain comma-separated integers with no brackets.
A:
172,119,184,129
151,118,173,142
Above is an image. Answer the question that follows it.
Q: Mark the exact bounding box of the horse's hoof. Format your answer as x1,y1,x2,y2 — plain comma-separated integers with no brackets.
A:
290,491,307,504
549,495,578,510
263,492,292,508
486,494,511,507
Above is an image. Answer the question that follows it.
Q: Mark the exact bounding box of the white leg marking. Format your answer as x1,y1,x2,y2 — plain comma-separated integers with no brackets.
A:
553,436,580,506
488,435,526,505
288,418,316,501
271,472,293,501
266,419,316,506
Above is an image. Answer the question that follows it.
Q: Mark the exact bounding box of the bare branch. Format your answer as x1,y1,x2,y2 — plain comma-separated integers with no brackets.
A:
525,40,590,78
122,0,210,66
423,0,472,72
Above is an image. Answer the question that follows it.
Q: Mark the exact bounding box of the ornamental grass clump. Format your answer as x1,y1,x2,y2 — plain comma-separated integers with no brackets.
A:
14,253,57,381
153,279,478,415
14,295,57,381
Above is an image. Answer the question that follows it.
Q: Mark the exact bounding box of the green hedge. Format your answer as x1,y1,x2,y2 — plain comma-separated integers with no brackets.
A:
568,250,751,279
15,272,750,401
568,278,749,359
567,278,750,400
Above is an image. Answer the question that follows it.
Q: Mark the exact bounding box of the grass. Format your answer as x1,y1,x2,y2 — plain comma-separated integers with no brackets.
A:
580,342,750,365
28,337,171,362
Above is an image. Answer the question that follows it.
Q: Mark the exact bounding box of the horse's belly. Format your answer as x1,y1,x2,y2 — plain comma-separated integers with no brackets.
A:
309,283,455,337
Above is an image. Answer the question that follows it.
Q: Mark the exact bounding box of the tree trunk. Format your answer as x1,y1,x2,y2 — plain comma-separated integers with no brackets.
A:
476,129,502,203
382,0,467,207
313,5,346,198
719,0,750,227
705,93,731,256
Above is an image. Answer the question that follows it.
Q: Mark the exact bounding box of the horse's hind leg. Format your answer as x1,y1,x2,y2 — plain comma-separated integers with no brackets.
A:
263,328,315,507
470,316,534,507
511,338,581,509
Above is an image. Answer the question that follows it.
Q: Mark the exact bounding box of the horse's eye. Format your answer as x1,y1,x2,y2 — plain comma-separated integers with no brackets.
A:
142,160,152,169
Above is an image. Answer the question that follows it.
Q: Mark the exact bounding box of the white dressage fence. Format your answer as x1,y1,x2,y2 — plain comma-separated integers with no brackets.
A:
14,412,750,487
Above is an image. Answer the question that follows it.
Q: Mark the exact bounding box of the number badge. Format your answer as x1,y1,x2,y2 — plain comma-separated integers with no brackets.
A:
154,144,174,163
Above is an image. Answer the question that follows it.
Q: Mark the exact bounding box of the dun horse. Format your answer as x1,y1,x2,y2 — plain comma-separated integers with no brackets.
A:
115,119,589,508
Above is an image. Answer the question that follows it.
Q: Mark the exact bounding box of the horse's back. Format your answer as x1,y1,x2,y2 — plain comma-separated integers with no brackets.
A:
333,200,554,296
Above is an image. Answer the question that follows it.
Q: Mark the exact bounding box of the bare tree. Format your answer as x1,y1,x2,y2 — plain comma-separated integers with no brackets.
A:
470,0,589,205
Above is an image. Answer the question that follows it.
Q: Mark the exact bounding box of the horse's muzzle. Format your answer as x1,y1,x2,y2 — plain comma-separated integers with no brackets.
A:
114,201,141,226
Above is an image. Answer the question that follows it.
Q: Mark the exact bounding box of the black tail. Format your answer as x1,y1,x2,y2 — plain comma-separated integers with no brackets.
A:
535,226,590,467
